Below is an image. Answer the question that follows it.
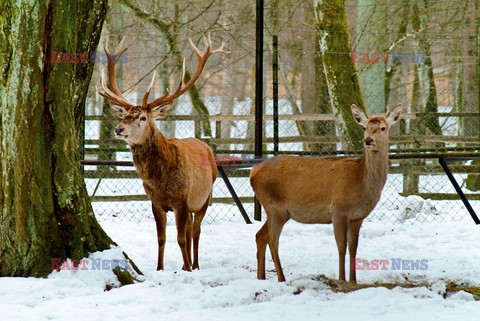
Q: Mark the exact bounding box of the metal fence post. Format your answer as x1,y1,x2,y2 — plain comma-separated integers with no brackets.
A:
272,0,279,156
254,0,264,221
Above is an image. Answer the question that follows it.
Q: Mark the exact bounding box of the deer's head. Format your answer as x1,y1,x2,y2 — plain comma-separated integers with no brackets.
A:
351,103,403,151
97,35,226,146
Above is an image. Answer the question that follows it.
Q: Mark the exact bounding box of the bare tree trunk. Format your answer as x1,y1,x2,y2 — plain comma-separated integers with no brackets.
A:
314,0,366,150
301,2,318,146
300,2,334,153
356,0,387,113
279,66,310,138
462,0,480,137
219,0,235,152
0,0,138,278
403,63,423,194
412,1,443,138
465,0,480,191
385,5,409,105
385,3,410,138
219,64,234,151
389,0,419,195
315,33,335,153
246,96,256,153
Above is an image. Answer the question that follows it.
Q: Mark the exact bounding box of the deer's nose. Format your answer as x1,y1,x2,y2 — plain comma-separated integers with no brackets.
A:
364,137,374,146
114,127,124,135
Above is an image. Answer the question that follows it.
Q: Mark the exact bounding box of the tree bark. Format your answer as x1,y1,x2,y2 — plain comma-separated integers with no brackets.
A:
411,1,443,138
301,2,318,134
219,0,235,152
0,0,116,277
403,63,423,195
461,0,480,137
314,0,366,150
356,0,387,113
465,0,480,191
301,2,334,153
385,4,409,112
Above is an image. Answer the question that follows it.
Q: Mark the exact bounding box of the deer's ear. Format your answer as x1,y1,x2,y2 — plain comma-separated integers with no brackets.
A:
152,104,173,120
111,104,128,119
351,104,368,127
386,103,403,125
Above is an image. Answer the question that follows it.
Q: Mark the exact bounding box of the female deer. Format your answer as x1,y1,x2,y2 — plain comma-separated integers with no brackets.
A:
250,104,402,282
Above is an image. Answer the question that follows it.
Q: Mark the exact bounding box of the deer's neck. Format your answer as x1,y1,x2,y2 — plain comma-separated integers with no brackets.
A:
362,146,389,192
130,125,176,170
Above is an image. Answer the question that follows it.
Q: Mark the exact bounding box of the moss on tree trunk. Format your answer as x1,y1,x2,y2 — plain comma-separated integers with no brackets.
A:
314,0,365,151
0,0,115,277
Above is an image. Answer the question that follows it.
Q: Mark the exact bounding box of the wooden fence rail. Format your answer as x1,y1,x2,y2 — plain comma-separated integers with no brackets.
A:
83,112,480,204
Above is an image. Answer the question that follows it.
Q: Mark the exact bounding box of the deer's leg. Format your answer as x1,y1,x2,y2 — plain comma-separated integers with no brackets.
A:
192,197,209,270
347,219,363,284
333,215,348,282
266,208,289,282
256,221,269,280
152,203,167,271
175,206,192,271
186,213,193,267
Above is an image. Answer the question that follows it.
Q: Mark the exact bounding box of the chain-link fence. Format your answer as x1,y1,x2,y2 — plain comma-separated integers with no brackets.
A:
83,0,480,225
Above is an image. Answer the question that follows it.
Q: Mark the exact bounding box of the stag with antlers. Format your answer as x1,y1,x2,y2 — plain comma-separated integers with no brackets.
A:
97,35,226,271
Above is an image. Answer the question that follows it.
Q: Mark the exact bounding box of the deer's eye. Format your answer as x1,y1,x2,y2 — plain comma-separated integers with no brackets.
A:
139,115,147,121
381,127,386,131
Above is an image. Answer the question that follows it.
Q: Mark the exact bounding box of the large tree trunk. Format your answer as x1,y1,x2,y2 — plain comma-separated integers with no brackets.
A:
314,0,366,150
0,0,118,277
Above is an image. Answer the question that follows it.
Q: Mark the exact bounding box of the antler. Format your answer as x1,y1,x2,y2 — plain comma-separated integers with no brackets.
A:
96,36,135,109
97,34,227,113
146,33,227,110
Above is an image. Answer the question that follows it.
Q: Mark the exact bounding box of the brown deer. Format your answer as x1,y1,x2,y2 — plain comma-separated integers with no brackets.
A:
250,104,403,283
97,35,226,271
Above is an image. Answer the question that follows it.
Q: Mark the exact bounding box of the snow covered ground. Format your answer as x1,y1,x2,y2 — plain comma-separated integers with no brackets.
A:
1,212,479,320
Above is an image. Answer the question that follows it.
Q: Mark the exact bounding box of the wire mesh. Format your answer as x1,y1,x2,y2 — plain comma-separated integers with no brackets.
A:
83,0,480,225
